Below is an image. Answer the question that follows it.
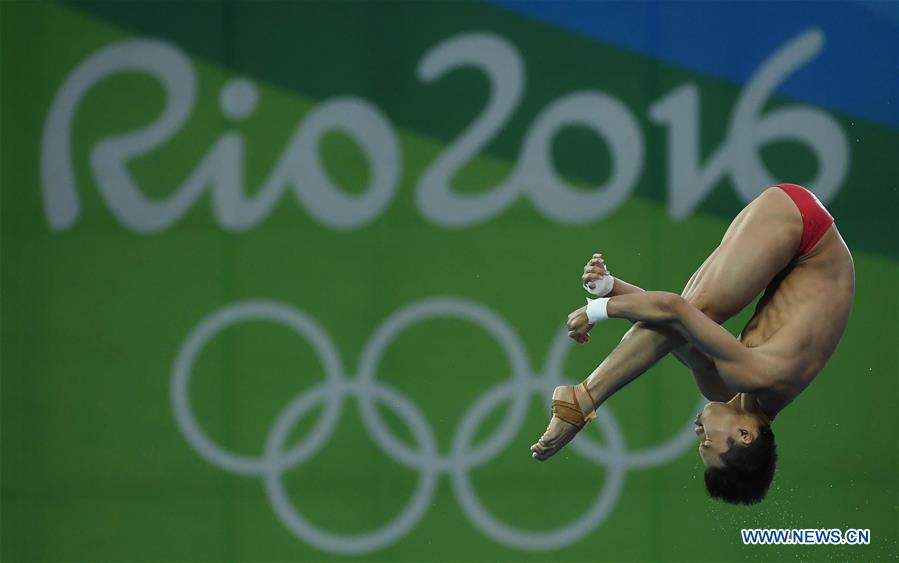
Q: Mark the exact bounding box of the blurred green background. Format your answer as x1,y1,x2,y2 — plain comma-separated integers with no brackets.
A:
2,1,896,561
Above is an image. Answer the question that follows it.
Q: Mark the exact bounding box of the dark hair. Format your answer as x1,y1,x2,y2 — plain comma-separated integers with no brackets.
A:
704,424,777,505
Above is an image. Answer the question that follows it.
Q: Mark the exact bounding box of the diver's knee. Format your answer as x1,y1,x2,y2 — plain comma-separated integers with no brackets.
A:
686,292,730,323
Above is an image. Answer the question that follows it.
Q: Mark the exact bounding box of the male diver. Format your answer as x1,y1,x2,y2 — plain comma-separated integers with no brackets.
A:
530,183,854,504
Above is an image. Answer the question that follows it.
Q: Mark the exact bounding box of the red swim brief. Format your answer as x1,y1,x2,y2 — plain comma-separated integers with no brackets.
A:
776,183,834,256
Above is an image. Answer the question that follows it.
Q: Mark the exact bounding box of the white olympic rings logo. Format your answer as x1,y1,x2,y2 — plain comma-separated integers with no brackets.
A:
170,297,704,555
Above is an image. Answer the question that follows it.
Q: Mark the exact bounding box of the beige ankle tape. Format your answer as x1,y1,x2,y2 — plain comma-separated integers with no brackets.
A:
580,383,597,422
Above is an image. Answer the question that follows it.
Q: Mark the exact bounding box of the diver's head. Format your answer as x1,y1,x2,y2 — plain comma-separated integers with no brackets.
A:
695,394,777,505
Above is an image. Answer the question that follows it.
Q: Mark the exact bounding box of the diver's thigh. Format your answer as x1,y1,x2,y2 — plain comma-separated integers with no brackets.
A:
680,189,801,320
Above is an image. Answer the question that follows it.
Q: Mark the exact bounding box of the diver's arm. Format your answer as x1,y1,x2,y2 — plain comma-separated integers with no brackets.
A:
604,292,766,393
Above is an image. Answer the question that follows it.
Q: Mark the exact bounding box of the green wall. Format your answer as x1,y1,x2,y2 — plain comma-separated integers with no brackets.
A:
1,2,896,561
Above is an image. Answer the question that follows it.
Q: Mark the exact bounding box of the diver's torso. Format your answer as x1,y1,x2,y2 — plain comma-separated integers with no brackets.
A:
739,226,855,411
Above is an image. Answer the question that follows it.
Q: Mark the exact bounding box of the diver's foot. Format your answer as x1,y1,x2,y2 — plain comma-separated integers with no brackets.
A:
530,384,596,461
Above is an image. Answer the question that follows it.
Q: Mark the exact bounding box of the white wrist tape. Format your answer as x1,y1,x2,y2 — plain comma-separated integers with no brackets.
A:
584,274,614,297
585,297,610,323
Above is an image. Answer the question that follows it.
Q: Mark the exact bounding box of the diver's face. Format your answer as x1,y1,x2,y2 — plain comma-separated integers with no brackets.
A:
695,398,764,468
